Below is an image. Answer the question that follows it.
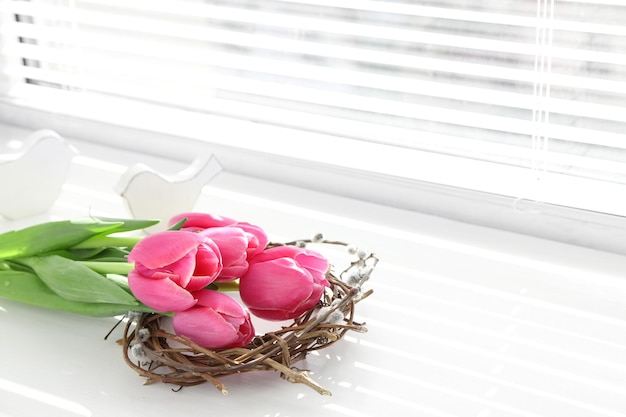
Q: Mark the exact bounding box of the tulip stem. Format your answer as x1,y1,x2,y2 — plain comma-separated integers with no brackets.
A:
72,236,142,250
80,261,133,275
80,262,241,293
211,281,240,292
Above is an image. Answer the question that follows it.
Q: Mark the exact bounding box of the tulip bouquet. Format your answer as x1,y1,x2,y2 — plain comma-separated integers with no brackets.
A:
0,212,376,395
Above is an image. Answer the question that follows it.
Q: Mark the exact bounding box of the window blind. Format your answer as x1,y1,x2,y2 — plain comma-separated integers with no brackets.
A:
0,0,625,213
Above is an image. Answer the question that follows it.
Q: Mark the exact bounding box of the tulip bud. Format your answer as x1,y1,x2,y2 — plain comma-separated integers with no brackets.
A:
239,246,330,321
200,227,249,281
127,230,223,312
172,290,255,349
168,212,269,281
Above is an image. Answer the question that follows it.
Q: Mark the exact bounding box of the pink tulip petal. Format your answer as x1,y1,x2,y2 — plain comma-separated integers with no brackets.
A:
294,283,325,313
247,291,321,321
173,307,242,348
247,246,300,264
236,222,269,257
240,258,314,312
128,270,197,312
132,248,197,288
309,270,330,287
192,239,222,280
194,290,245,315
172,296,254,349
294,251,329,275
215,261,249,282
185,275,215,292
128,231,204,269
200,227,248,265
169,212,236,229
151,271,177,280
238,319,256,341
192,290,255,341
164,249,197,288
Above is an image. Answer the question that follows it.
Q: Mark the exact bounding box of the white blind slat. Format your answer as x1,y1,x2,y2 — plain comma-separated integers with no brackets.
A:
3,39,620,123
0,0,625,212
4,0,626,66
4,17,625,93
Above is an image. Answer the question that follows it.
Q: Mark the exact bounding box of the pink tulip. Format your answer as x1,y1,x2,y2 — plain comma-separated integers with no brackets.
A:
239,246,330,321
200,227,249,281
127,230,223,312
172,290,255,349
168,212,269,281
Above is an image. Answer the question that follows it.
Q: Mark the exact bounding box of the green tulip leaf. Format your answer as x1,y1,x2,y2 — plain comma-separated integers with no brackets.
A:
87,247,130,260
167,217,187,231
0,217,158,261
0,219,123,260
105,273,133,294
92,217,159,233
0,270,152,317
17,255,138,305
48,247,130,262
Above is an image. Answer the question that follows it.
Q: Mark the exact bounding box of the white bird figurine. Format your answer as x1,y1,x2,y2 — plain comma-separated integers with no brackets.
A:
0,129,77,220
116,153,222,231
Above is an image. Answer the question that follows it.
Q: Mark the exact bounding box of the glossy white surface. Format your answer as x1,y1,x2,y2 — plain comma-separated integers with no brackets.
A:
1,135,626,417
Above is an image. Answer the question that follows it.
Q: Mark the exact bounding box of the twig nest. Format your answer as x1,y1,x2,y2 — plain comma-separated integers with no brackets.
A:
121,259,374,395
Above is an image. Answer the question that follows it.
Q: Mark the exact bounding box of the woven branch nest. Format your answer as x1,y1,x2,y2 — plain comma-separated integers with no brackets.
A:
120,247,375,395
